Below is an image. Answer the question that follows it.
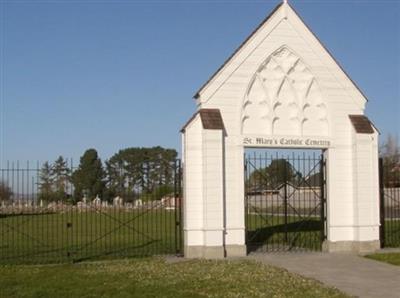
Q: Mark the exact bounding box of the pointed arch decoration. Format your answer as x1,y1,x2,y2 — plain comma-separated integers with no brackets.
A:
241,46,329,136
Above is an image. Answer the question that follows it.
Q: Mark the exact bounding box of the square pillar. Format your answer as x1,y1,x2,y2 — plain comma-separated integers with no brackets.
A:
201,128,225,258
223,142,246,257
352,130,380,251
181,109,225,258
323,115,380,253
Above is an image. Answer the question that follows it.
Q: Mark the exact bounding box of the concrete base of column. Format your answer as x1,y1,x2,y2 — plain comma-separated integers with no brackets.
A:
322,240,380,254
184,246,225,259
225,245,247,257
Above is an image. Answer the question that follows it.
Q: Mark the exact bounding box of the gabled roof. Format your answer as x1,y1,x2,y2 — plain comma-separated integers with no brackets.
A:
194,2,368,102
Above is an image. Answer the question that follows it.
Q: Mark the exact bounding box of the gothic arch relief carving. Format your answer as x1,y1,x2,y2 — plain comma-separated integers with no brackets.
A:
241,47,329,136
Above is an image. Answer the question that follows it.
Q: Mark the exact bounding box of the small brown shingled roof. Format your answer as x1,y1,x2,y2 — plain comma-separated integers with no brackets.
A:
349,115,375,134
181,109,224,132
199,109,224,130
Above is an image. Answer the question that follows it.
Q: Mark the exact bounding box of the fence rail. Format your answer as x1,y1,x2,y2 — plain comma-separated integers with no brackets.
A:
0,159,182,264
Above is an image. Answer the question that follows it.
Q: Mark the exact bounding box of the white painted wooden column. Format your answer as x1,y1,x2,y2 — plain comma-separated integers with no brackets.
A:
182,115,204,256
223,142,246,257
352,128,380,249
323,116,380,252
182,109,225,258
201,128,225,258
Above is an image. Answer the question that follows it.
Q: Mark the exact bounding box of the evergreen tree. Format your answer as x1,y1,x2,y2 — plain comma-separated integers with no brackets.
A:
72,149,106,202
52,156,71,201
247,159,301,190
106,147,177,201
38,161,55,202
105,158,126,200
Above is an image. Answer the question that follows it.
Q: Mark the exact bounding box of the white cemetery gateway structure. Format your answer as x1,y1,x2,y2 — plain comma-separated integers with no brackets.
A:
181,2,380,258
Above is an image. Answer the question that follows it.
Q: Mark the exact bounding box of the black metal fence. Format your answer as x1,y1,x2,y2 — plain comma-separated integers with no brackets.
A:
0,159,182,264
379,158,400,248
245,151,326,252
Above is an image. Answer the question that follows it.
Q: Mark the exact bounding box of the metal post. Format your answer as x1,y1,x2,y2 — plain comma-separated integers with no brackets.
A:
174,159,182,255
284,158,288,244
379,157,385,248
244,156,248,246
174,160,178,254
176,159,183,255
320,156,326,246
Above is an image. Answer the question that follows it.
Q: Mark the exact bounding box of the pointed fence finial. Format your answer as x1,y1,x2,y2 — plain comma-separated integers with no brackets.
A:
283,0,288,4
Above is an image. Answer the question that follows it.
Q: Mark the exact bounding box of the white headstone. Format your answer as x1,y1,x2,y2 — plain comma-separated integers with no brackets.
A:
92,195,101,206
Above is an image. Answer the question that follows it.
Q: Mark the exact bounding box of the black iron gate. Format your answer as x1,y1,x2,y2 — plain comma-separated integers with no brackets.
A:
379,158,400,248
245,151,326,252
0,159,183,264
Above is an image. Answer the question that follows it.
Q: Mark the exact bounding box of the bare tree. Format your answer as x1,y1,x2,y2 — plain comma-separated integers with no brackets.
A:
380,133,400,187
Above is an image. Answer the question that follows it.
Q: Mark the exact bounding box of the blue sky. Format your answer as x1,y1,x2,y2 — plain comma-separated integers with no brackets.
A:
0,0,399,164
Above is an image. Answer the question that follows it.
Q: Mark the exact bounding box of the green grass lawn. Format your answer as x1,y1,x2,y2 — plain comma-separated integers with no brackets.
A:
1,210,323,265
1,209,398,265
0,257,348,298
365,253,400,266
383,220,400,247
0,210,181,264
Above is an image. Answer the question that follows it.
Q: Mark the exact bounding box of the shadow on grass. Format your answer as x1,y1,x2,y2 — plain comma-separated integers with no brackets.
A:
247,220,323,252
0,212,56,219
70,240,163,263
0,240,168,265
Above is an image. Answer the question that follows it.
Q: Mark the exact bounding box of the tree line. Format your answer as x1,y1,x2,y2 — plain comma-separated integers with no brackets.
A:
36,146,178,204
